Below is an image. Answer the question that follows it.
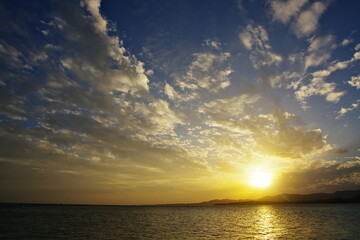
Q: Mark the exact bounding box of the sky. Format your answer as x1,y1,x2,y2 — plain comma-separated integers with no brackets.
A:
0,0,359,205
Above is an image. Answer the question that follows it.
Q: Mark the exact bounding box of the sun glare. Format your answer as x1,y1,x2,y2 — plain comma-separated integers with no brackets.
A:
250,171,273,188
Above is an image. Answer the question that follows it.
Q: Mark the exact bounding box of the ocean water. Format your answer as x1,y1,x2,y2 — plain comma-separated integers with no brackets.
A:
1,204,360,239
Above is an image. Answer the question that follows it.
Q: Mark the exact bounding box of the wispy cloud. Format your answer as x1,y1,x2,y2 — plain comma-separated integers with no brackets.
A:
340,38,353,47
239,24,282,69
172,50,233,99
336,100,360,119
269,0,329,38
294,37,360,107
270,0,308,24
203,39,222,50
293,1,327,37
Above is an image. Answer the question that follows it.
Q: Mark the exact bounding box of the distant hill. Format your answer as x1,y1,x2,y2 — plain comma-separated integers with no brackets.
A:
158,189,360,206
157,199,248,207
191,199,250,206
2,190,360,206
217,190,360,205
258,190,360,202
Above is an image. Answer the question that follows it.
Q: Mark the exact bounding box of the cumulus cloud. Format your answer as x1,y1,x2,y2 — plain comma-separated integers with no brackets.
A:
54,1,150,97
0,0,205,195
81,0,107,33
348,76,360,89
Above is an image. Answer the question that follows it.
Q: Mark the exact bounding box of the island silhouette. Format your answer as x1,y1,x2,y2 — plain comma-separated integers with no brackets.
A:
157,189,360,207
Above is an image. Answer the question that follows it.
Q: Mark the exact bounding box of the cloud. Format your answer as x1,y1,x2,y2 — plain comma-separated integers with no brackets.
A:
1,0,359,203
172,51,232,98
355,43,360,51
133,99,183,135
283,36,335,93
201,101,330,159
295,77,345,106
203,39,221,50
0,40,25,69
0,0,206,189
308,35,334,52
270,0,308,24
294,37,360,107
53,1,150,97
336,100,360,119
293,1,327,37
340,38,353,47
277,161,360,193
164,83,179,100
312,60,351,78
81,0,107,33
239,30,252,50
239,24,282,69
200,94,260,118
333,148,348,154
305,35,334,69
348,76,360,89
254,109,330,158
268,0,330,38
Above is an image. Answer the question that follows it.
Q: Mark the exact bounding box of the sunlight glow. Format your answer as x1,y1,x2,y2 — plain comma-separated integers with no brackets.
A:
249,171,273,188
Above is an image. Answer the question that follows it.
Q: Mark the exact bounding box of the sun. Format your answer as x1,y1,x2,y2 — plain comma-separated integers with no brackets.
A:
249,170,273,188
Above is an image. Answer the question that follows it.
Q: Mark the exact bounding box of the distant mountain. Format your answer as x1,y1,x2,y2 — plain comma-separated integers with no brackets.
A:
156,190,360,206
191,199,249,206
4,190,359,206
349,194,360,203
158,199,247,207
218,190,360,205
259,190,360,202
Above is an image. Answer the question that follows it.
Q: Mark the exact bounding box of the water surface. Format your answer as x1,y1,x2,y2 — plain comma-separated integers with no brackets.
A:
1,204,360,239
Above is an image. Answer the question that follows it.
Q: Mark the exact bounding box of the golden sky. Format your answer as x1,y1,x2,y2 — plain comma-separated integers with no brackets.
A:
0,0,360,204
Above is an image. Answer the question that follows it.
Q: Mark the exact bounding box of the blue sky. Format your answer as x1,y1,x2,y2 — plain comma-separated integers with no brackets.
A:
0,0,360,204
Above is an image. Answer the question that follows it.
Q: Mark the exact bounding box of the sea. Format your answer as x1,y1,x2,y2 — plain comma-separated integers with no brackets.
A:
1,204,360,239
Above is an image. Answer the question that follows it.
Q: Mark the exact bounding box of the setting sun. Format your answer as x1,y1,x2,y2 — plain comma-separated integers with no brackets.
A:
250,171,273,188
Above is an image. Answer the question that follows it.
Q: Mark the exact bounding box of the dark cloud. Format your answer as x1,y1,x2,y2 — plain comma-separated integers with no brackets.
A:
276,161,360,193
333,148,348,155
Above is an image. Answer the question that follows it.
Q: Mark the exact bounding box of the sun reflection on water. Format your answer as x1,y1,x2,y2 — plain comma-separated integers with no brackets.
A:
252,206,284,239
